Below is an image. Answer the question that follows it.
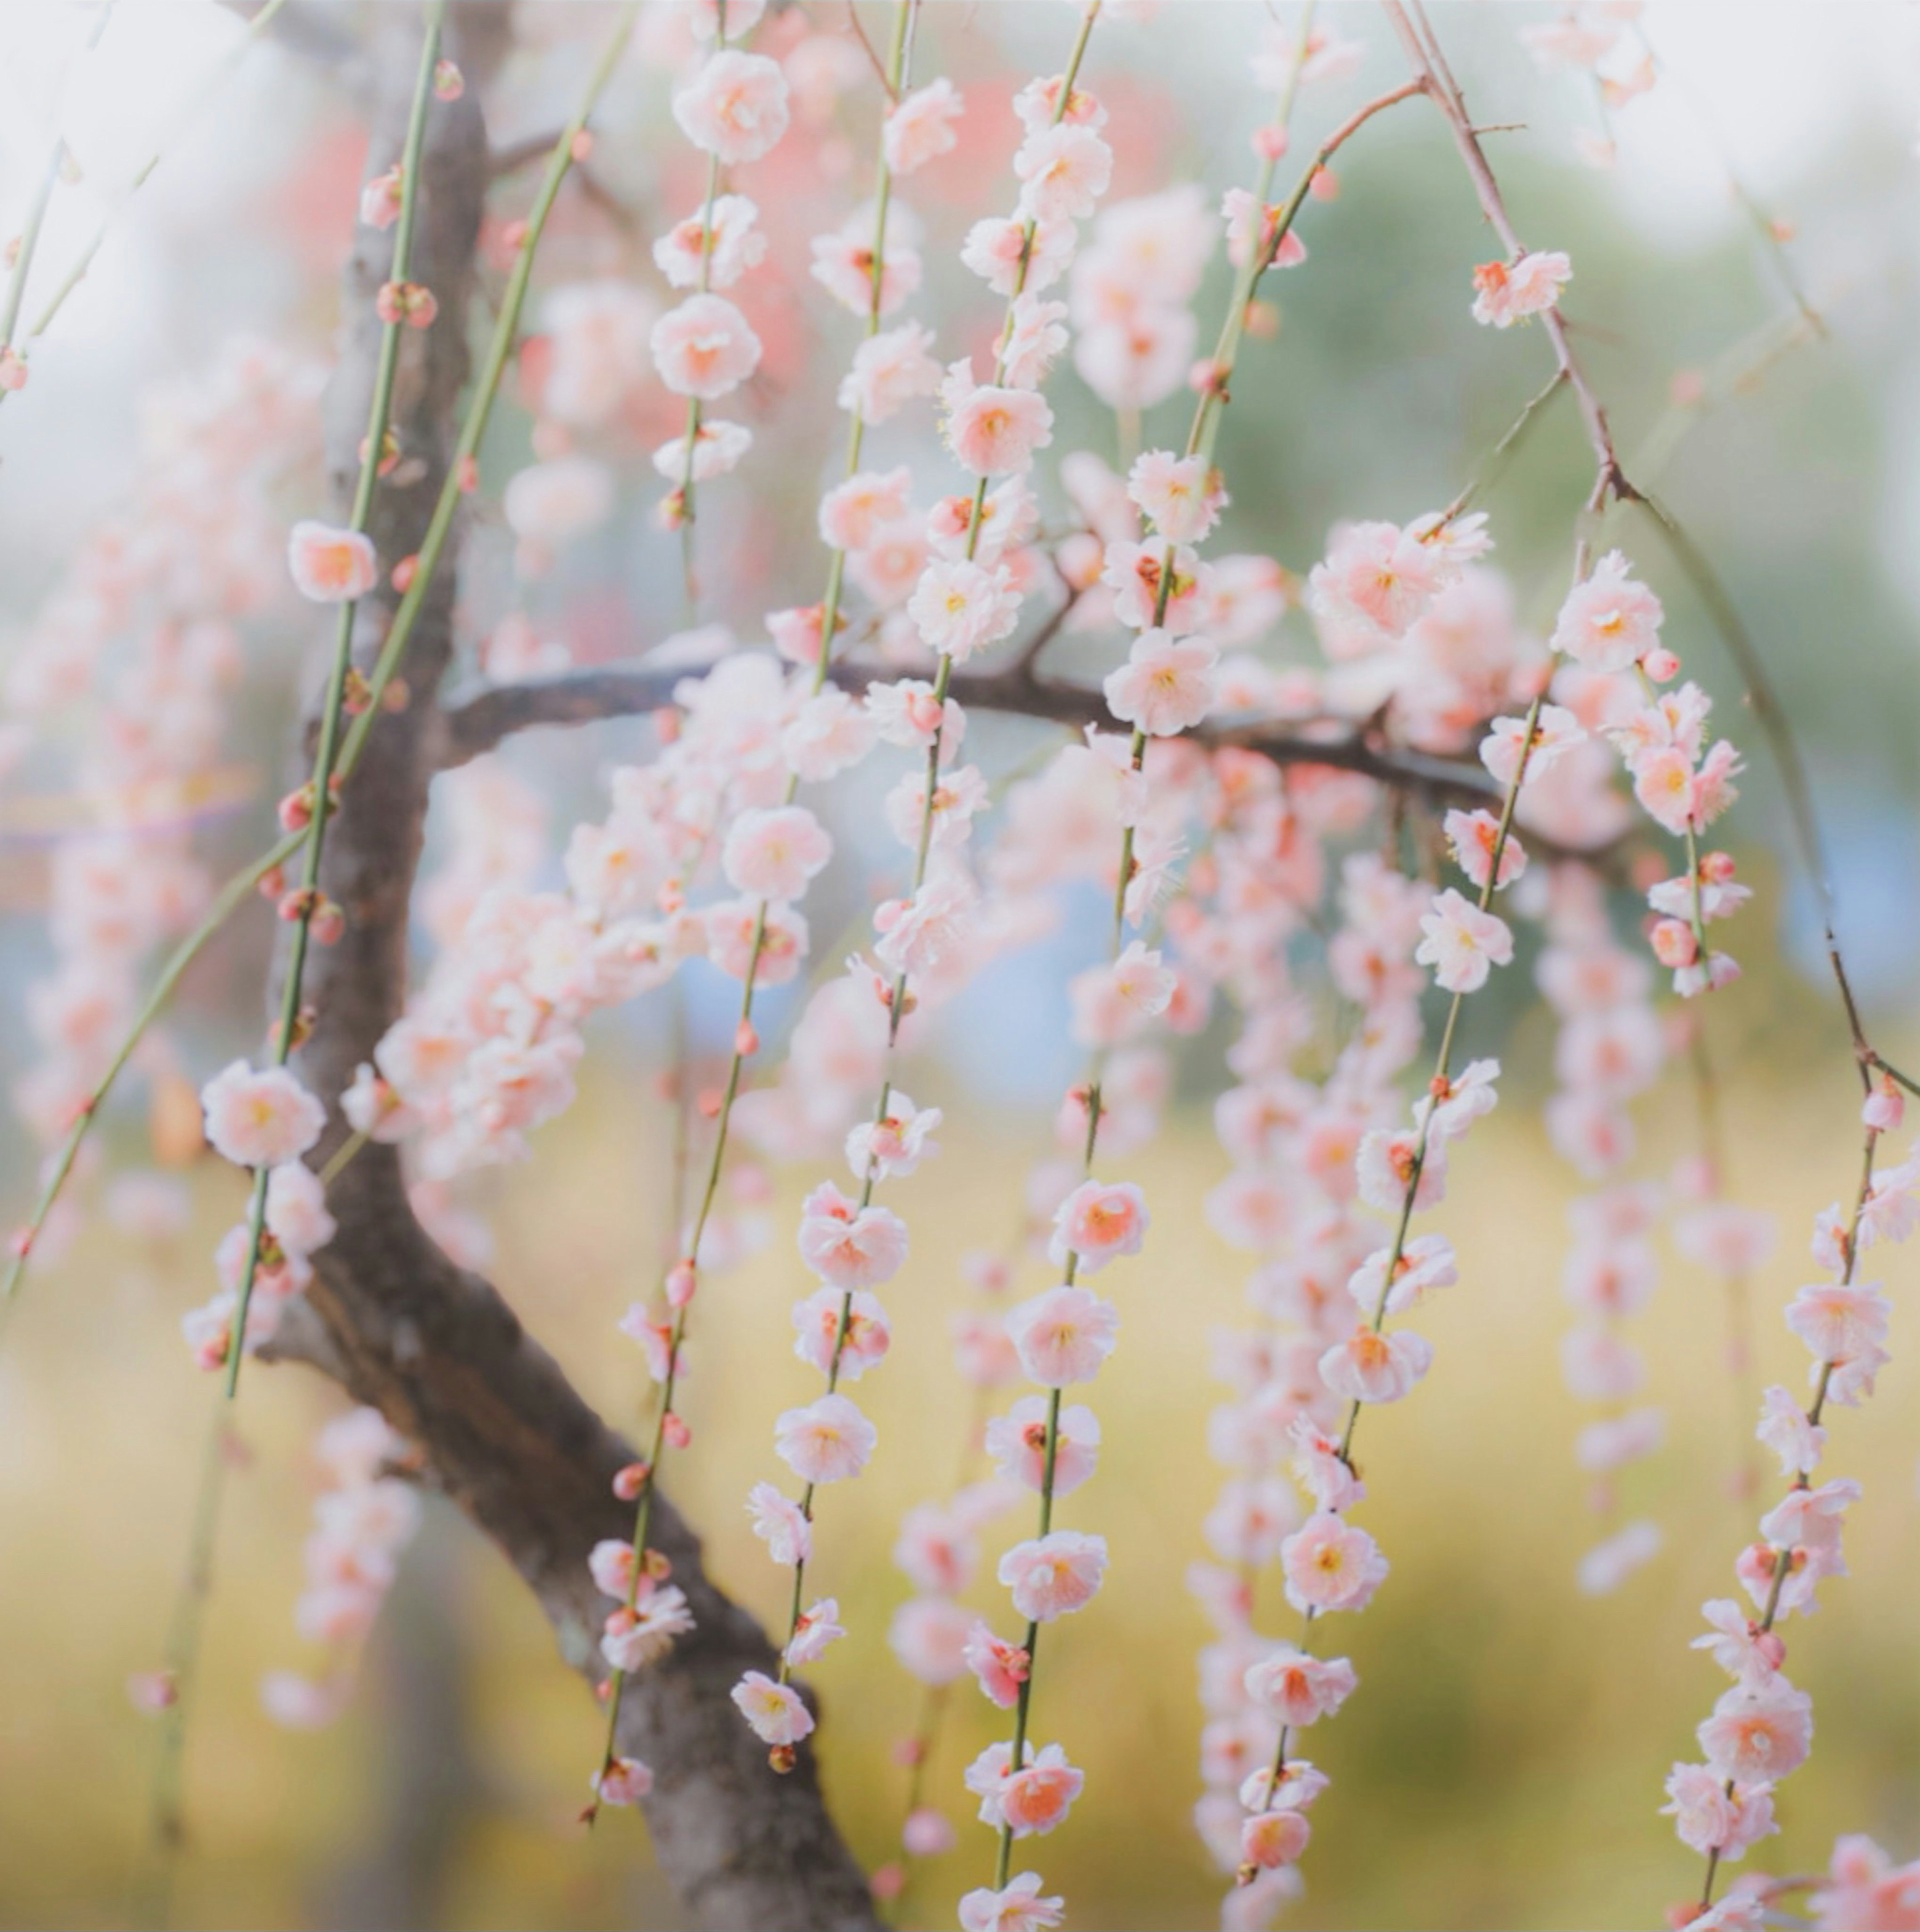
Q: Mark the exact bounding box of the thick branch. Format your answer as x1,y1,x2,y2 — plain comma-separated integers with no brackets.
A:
275,22,878,1928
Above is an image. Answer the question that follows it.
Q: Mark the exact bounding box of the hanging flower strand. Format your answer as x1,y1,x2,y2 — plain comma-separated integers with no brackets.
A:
967,35,1430,1929
728,0,1111,1782
588,0,937,1816
652,0,788,594
200,0,452,1398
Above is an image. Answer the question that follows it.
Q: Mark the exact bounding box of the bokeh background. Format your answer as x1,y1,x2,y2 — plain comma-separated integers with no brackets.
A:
0,3,1918,1928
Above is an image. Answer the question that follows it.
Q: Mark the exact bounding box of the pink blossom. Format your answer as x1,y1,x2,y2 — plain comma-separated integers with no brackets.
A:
961,214,1078,297
1006,1284,1119,1386
1443,807,1527,890
747,1481,812,1566
1068,940,1176,1048
810,226,922,318
981,1398,1097,1499
1756,1385,1826,1478
588,1538,636,1600
359,167,402,230
958,1873,1065,1932
1318,1324,1434,1404
1290,1417,1366,1513
818,467,912,553
266,1160,334,1260
731,1669,815,1744
846,1093,941,1182
838,324,942,422
1014,123,1113,222
890,1594,975,1684
1048,1179,1149,1274
287,521,376,604
1811,1835,1920,1932
790,1286,890,1381
1470,250,1572,328
998,1529,1108,1622
1662,1762,1777,1860
600,1585,695,1670
650,294,762,402
941,363,1054,476
1698,1678,1814,1784
873,872,977,978
883,76,963,176
773,1392,877,1484
1552,548,1662,670
201,1060,327,1170
652,193,766,290
866,678,964,752
722,805,833,902
703,898,807,986
963,1621,1032,1709
1785,1280,1890,1364
1001,294,1070,391
1104,628,1219,736
967,1740,1086,1837
672,50,790,166
796,1180,908,1288
1280,1512,1389,1615
592,1756,654,1808
1243,1647,1358,1728
1415,888,1514,994
784,1597,846,1668
783,689,877,784
1478,703,1586,786
1692,1600,1787,1688
1356,1128,1448,1214
907,558,1022,660
1240,1806,1312,1871
1127,450,1225,544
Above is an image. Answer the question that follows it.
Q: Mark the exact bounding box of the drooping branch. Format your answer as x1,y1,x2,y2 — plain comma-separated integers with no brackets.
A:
260,18,880,1928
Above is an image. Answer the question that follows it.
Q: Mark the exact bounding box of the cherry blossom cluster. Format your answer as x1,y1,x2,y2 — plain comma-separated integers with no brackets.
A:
6,341,324,1252
256,1408,420,1731
1532,866,1670,1594
731,6,1116,1776
1664,1113,1919,1923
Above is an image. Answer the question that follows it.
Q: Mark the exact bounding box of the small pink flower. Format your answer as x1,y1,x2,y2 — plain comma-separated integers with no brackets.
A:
652,419,752,482
592,1755,654,1807
790,1286,890,1380
1048,1178,1148,1274
1126,450,1225,543
872,872,978,980
650,294,762,401
672,50,790,166
1318,1324,1434,1404
1005,1284,1119,1386
784,1596,846,1667
1014,123,1114,222
1240,1806,1312,1870
773,1392,877,1484
746,1481,810,1566
942,362,1054,476
1001,294,1070,391
1442,807,1526,890
287,521,377,604
1470,248,1572,327
359,166,402,230
984,1395,1099,1497
962,1621,1032,1709
960,215,1076,297
846,1094,942,1182
883,76,964,176
1280,1512,1390,1615
651,192,766,291
890,1595,974,1684
1698,1678,1814,1785
1552,548,1662,670
588,1538,636,1600
968,1740,1086,1838
838,324,942,422
1244,1647,1358,1728
1068,940,1176,1048
958,1872,1065,1932
810,228,922,318
1784,1280,1889,1364
1755,1385,1826,1478
818,466,912,553
1414,888,1514,994
200,1060,327,1170
731,1668,814,1745
1104,628,1220,736
266,1161,334,1261
600,1586,695,1670
907,558,1022,661
1478,702,1585,786
796,1180,908,1288
722,804,834,902
998,1529,1108,1622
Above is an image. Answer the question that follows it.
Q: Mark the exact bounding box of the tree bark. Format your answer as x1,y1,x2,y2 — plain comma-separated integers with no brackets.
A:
272,18,880,1928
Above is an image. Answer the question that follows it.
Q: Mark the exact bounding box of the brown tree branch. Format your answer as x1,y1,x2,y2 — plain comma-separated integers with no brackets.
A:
433,653,1622,863
268,20,880,1928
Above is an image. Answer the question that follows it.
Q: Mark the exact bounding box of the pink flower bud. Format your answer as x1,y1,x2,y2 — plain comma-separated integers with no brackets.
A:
391,553,419,593
612,1461,650,1500
310,900,346,946
0,346,28,390
1252,124,1288,162
433,58,464,100
278,787,313,833
456,454,479,494
1650,917,1698,968
1642,645,1681,682
666,1261,698,1309
734,1020,760,1058
870,1865,904,1902
662,1412,692,1450
1864,1075,1905,1132
1310,166,1339,200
